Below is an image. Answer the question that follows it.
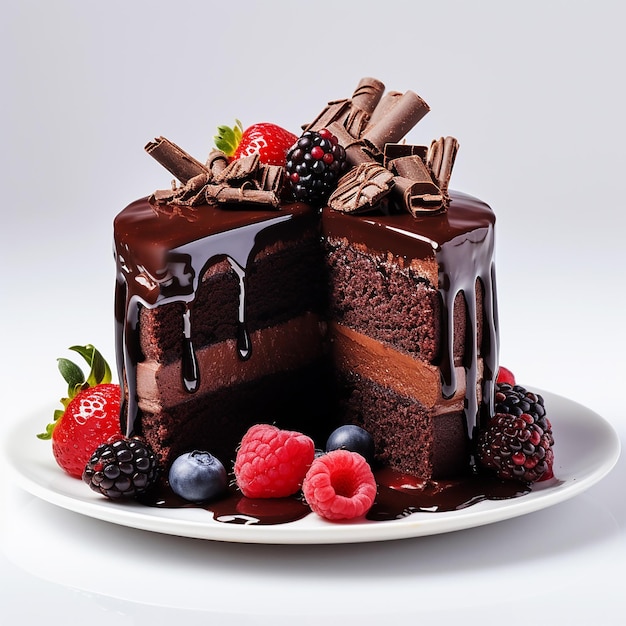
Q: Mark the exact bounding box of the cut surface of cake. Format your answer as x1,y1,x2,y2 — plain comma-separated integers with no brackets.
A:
113,77,499,482
321,192,497,478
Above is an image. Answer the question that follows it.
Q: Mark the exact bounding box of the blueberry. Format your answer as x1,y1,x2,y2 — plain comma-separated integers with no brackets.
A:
168,451,228,503
325,425,375,464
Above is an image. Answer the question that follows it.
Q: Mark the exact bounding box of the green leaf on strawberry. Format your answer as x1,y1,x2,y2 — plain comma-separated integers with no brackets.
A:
214,120,244,157
38,344,114,440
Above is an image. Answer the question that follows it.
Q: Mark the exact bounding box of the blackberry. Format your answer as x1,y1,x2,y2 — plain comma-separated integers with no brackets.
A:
495,383,547,422
477,383,554,483
286,129,348,204
83,437,158,499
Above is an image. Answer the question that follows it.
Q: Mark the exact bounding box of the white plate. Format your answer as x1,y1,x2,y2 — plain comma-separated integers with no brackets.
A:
4,390,620,544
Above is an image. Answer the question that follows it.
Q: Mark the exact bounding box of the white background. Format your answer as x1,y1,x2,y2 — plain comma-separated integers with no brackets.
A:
1,1,625,623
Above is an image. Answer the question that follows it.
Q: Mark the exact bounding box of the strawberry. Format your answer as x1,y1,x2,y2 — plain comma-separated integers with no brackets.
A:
38,345,122,478
214,120,298,167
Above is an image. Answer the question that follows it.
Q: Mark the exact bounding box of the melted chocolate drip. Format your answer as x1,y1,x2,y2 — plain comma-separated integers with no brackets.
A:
137,468,530,526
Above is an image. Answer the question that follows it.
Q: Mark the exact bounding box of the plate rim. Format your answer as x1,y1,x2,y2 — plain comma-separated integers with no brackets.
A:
4,389,621,544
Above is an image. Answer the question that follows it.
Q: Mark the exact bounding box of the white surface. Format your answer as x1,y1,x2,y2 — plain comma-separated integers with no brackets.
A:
1,0,626,623
4,391,619,544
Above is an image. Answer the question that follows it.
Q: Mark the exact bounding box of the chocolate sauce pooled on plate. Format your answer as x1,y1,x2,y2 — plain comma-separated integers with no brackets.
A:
138,468,530,526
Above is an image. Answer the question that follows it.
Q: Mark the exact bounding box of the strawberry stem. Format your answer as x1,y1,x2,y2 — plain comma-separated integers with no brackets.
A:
214,120,243,157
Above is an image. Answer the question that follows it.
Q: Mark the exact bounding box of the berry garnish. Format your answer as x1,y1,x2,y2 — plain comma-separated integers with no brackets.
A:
325,425,375,465
83,437,158,499
285,129,348,205
234,424,315,498
496,366,516,386
168,450,228,503
302,450,377,521
38,345,122,478
477,383,554,483
214,120,298,167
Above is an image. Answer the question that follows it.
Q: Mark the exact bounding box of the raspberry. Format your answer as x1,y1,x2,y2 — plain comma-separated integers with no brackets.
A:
234,424,315,498
477,383,554,483
302,450,377,521
83,437,158,499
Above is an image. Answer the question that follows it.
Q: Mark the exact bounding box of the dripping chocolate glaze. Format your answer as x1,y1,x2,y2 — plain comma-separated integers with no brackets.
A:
113,199,318,437
114,190,497,450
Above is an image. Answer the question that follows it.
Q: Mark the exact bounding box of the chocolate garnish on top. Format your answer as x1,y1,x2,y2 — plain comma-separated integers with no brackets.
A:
145,77,459,217
304,78,458,216
146,142,283,209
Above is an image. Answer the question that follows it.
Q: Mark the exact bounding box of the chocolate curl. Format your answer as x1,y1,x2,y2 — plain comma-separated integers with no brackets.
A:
383,143,428,168
214,154,260,184
205,182,281,208
206,149,229,176
389,155,444,216
361,91,430,152
150,172,211,207
257,163,284,194
350,77,386,114
428,136,459,197
145,137,209,184
205,154,283,208
328,162,394,214
366,91,403,129
303,99,351,133
326,121,381,166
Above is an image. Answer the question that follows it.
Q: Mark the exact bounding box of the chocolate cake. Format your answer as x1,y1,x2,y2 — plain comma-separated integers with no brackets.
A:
113,77,498,481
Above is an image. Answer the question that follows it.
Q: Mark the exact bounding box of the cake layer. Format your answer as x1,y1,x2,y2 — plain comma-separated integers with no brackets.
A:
137,313,326,412
329,321,467,410
336,372,470,478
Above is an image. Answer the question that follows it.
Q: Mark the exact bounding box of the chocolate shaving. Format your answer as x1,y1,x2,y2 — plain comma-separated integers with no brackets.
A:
145,137,209,184
383,143,428,168
428,137,459,198
361,90,430,152
206,149,229,176
147,139,283,210
388,155,444,215
214,154,260,184
303,99,351,134
204,183,281,208
328,162,394,214
350,77,385,115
